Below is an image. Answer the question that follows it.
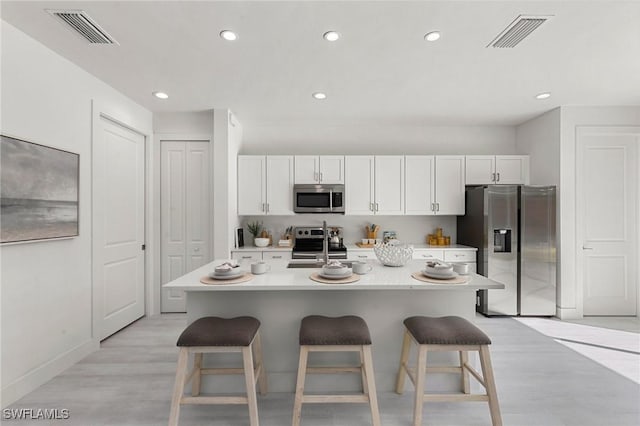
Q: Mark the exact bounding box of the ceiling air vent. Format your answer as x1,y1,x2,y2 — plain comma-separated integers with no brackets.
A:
488,15,551,48
47,9,118,44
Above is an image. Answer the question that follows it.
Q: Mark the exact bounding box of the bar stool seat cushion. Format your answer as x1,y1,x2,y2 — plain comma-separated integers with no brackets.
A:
299,315,372,345
403,316,491,345
177,316,260,347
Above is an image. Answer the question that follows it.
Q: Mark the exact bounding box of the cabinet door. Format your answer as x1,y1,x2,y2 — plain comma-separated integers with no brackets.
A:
345,156,375,215
319,156,345,184
294,156,319,183
238,156,266,215
434,156,465,215
405,156,435,215
266,156,294,215
495,155,529,184
465,156,496,184
374,156,405,215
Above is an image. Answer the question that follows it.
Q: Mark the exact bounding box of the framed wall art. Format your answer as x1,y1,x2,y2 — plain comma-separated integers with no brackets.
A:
1,135,79,244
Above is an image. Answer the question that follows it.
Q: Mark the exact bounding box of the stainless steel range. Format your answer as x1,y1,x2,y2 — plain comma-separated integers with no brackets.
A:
291,225,347,260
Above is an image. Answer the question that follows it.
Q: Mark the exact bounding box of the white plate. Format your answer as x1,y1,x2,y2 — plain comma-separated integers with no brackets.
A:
421,270,458,280
319,270,353,280
209,270,244,280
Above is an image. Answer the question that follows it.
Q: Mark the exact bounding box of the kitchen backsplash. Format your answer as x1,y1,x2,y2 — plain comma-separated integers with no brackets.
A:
239,215,457,247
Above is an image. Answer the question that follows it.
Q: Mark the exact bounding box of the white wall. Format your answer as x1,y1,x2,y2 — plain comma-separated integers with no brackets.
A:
0,22,152,406
557,106,640,319
238,215,457,248
153,111,213,135
242,122,516,155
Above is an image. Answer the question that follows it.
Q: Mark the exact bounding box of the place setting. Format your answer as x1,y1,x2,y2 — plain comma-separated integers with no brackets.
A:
309,260,361,284
411,261,470,284
200,261,254,285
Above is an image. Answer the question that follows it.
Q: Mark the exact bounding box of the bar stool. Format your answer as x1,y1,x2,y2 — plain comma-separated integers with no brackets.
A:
292,315,380,426
395,316,502,426
169,316,267,426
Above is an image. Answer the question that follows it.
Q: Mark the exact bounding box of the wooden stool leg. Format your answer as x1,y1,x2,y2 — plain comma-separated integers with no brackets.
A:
191,353,203,396
169,348,189,426
252,331,268,395
413,345,428,426
460,350,470,394
242,346,260,426
292,346,309,426
359,349,369,394
479,345,502,426
395,329,412,394
362,345,381,426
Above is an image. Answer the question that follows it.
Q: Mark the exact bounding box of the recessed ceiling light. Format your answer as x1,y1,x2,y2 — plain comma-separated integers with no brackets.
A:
312,92,327,100
220,30,237,41
323,31,340,41
424,31,441,42
535,92,551,100
153,91,169,99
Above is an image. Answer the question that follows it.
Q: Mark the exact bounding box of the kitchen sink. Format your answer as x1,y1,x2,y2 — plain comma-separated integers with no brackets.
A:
287,261,353,269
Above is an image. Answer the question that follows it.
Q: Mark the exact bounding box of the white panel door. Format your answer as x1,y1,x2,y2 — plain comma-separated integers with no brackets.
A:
266,156,294,215
94,116,145,340
161,141,210,313
345,156,374,215
374,156,404,215
238,156,266,215
319,155,345,184
405,156,435,215
577,127,638,316
294,155,318,183
465,156,496,184
434,156,465,215
495,155,529,184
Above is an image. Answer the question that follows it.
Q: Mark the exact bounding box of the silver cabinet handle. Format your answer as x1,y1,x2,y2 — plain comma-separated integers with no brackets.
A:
421,254,433,258
319,172,323,182
261,203,265,212
497,172,500,182
266,203,270,213
271,255,282,259
436,203,440,212
375,203,379,211
242,256,252,259
492,172,496,182
430,203,435,211
582,246,594,250
194,248,200,252
358,255,367,259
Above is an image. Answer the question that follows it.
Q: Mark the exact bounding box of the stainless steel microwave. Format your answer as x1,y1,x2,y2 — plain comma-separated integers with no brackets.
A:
293,184,345,213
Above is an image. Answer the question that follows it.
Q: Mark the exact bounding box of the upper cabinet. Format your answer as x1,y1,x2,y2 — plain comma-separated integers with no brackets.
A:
405,156,465,215
294,155,345,184
465,155,530,185
238,155,294,215
345,156,404,215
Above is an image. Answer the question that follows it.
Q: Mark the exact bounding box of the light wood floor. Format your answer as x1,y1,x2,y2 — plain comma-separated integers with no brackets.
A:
5,314,639,426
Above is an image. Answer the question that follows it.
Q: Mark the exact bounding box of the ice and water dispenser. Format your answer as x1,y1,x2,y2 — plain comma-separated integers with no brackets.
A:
493,229,511,253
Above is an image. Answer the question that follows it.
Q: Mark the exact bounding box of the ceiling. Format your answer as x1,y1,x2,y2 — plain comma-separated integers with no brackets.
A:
2,1,640,127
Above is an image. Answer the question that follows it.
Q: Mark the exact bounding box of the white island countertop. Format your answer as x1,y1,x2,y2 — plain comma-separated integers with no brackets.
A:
164,259,503,292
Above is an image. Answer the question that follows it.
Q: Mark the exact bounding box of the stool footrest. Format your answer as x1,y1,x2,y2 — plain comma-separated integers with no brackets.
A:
306,366,362,374
423,394,489,402
181,395,249,405
303,394,370,404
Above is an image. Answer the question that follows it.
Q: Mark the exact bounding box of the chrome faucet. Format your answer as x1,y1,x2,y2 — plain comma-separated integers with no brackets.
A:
322,220,329,265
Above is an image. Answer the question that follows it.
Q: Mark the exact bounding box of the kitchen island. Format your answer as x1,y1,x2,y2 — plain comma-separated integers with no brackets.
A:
164,259,503,393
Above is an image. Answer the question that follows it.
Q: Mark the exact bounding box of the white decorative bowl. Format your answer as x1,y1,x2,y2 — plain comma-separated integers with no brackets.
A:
254,237,270,247
374,240,413,267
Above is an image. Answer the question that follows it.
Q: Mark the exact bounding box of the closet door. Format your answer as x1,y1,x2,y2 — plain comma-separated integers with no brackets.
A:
161,141,210,312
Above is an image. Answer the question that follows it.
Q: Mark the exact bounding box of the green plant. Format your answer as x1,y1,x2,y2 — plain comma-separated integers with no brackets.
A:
247,221,263,238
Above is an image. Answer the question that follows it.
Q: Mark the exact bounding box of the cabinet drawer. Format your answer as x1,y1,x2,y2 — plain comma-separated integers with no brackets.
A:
444,250,476,262
349,250,377,260
231,251,262,261
262,251,292,261
413,249,444,261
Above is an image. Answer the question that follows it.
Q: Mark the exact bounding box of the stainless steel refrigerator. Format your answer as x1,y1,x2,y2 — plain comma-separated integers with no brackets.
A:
457,185,556,316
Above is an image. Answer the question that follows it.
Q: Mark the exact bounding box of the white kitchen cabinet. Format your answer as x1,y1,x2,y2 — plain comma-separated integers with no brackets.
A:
294,155,344,184
405,156,464,215
345,156,375,215
465,155,529,185
238,155,294,215
345,156,404,215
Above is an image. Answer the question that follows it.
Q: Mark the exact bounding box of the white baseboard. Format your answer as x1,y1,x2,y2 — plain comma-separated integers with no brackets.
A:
1,339,98,408
557,307,582,320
